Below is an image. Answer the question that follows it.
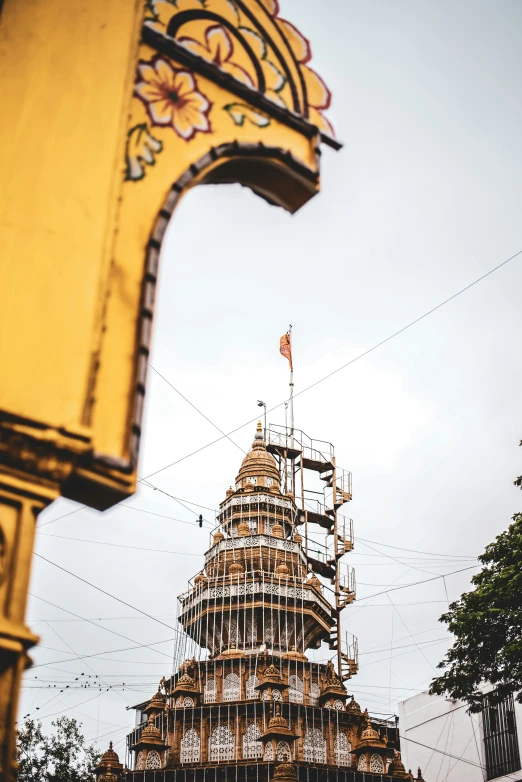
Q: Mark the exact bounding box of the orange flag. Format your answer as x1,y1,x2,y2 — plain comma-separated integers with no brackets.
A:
279,332,293,370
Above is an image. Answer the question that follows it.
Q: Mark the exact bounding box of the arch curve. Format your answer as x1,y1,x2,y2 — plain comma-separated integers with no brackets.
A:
129,142,319,462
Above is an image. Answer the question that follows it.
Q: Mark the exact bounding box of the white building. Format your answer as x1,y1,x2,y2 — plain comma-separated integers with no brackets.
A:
399,690,522,782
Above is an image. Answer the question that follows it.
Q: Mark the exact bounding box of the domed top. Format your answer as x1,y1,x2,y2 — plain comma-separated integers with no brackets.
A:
101,742,119,765
146,688,166,712
261,663,283,684
346,694,361,712
235,423,280,491
268,703,289,729
141,714,162,740
273,764,297,781
359,710,386,748
390,751,407,777
174,672,196,691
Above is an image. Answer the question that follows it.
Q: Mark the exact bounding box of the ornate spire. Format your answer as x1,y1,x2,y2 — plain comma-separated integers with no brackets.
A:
268,703,288,729
356,709,387,749
100,741,119,765
235,423,280,491
390,751,409,778
141,714,162,740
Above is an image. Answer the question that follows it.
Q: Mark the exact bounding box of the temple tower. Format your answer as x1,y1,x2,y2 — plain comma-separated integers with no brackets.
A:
96,422,420,781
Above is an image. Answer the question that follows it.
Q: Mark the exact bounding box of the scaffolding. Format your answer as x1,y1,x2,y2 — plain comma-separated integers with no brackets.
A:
266,424,357,681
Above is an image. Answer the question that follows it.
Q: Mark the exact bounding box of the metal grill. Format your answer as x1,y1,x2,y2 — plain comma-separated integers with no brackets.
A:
482,691,521,780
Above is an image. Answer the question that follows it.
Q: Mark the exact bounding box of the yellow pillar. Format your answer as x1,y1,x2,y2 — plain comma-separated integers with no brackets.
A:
0,475,56,779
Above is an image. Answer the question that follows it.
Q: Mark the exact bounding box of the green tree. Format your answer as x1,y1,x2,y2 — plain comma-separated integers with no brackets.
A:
17,717,100,782
430,509,522,712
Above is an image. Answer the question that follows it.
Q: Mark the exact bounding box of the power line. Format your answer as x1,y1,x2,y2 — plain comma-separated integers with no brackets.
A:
357,537,440,578
362,625,449,654
357,564,479,601
33,554,181,635
38,507,84,529
38,531,475,566
37,500,216,533
360,639,450,671
400,735,514,776
38,532,200,557
37,518,478,564
39,497,477,564
29,692,103,722
387,593,437,672
148,364,245,455
33,249,522,541
291,249,522,403
137,480,215,524
141,247,522,481
27,616,178,622
31,637,176,670
122,502,213,527
29,593,172,661
355,536,476,560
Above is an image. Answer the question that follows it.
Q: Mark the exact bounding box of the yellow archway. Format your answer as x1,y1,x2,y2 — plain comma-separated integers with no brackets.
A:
0,1,340,776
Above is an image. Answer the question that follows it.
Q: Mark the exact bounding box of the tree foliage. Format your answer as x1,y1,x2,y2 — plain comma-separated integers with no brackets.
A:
430,509,522,712
17,717,100,782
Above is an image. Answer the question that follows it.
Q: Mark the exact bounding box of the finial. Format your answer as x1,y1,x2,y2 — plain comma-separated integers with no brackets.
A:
253,420,264,443
109,741,113,750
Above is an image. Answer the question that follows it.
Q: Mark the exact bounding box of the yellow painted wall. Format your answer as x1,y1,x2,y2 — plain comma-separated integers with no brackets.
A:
0,0,144,430
0,0,331,496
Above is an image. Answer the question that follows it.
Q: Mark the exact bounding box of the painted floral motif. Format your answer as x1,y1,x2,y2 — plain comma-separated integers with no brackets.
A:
275,13,334,135
224,102,270,128
135,57,212,140
144,0,334,134
178,24,255,87
125,123,163,181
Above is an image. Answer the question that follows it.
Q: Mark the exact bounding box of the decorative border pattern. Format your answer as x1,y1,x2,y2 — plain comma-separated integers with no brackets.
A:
180,579,332,615
220,494,293,512
142,26,341,150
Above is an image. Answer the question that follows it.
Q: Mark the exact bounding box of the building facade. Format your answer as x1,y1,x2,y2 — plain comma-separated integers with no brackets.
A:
399,690,522,782
96,423,427,782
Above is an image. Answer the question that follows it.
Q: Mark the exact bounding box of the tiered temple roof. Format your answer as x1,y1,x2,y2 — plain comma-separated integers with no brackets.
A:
95,424,426,782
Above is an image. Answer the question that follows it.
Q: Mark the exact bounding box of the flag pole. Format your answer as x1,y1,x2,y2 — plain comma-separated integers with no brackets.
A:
288,324,294,443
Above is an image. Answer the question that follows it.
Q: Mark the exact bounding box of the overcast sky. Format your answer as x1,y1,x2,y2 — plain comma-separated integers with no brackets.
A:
23,0,522,766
